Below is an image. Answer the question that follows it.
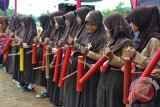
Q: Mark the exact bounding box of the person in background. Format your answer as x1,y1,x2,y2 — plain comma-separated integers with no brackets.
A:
126,6,160,107
97,13,133,107
75,10,107,107
66,7,91,107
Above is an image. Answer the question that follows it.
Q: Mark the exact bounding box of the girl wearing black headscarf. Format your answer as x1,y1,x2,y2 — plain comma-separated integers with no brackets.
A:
45,11,65,105
54,11,80,106
126,6,160,107
58,11,80,47
75,10,106,107
35,11,65,99
97,13,133,107
34,15,51,97
65,7,91,107
6,15,22,84
18,16,37,91
43,11,66,102
48,15,66,107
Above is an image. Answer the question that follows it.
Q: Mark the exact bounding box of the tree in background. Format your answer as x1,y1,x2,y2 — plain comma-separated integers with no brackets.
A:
0,7,14,16
102,2,131,19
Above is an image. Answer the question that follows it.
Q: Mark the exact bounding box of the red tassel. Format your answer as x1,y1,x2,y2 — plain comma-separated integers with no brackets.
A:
76,56,85,92
53,48,63,82
41,44,47,71
131,63,136,78
32,44,37,64
58,45,72,88
100,60,110,73
131,63,136,71
141,48,160,77
123,58,132,104
79,55,107,85
2,37,13,54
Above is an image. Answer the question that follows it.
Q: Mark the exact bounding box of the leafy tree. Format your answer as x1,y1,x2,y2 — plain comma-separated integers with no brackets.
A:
102,2,131,19
0,8,14,16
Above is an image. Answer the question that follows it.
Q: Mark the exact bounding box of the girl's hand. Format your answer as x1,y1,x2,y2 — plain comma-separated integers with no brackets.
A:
104,47,113,59
81,47,89,55
151,69,160,79
68,36,74,45
126,47,136,60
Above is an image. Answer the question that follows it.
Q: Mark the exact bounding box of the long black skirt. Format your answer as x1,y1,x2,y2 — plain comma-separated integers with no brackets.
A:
20,48,35,83
48,54,62,106
59,60,69,106
97,67,125,107
34,46,47,86
46,54,54,95
65,57,78,107
76,58,99,107
48,67,54,102
6,46,19,81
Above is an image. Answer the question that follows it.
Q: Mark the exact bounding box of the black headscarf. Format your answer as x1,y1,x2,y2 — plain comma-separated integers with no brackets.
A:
9,14,22,34
104,13,132,53
49,10,65,25
19,16,37,46
75,7,91,45
126,6,160,52
84,10,107,52
75,7,91,21
63,11,80,44
49,11,65,40
38,15,51,42
51,16,66,47
54,16,65,27
15,15,23,37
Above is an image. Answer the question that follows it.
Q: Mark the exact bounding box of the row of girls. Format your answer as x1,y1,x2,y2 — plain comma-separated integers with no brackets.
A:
1,5,160,107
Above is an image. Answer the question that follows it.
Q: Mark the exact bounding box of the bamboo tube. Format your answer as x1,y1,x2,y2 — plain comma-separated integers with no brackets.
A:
2,37,13,54
79,55,107,85
20,48,24,72
45,45,49,79
77,56,85,92
58,45,72,88
53,48,63,82
123,57,132,104
41,44,46,71
32,44,37,64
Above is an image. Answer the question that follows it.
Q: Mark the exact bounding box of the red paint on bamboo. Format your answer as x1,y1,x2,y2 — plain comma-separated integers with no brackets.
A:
41,44,46,71
79,55,107,85
2,37,13,54
32,44,37,64
76,56,85,92
76,0,81,9
123,58,132,104
3,50,8,62
141,48,160,77
53,48,62,82
58,46,72,88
